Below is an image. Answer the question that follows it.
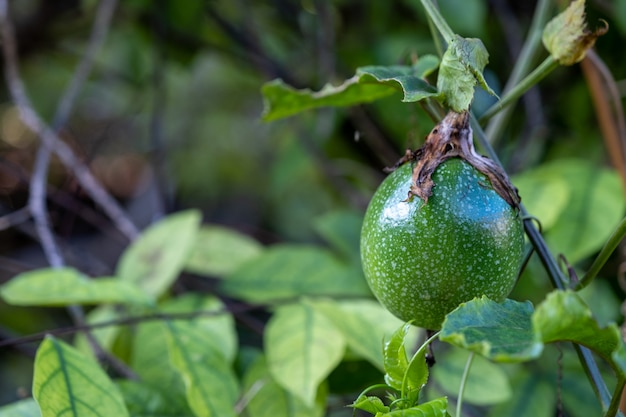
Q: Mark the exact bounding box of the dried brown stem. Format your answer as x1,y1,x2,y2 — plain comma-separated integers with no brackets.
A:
398,111,520,208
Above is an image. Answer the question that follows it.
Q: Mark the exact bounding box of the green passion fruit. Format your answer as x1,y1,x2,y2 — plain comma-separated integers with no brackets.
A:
360,112,525,330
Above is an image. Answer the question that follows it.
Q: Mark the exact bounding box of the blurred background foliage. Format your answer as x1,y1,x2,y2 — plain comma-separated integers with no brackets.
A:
0,0,626,414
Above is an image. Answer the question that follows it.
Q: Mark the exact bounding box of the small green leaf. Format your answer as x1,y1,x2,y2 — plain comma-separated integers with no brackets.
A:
405,346,429,399
33,336,129,417
440,297,543,362
311,299,408,371
351,394,390,414
437,35,496,112
261,57,439,121
542,0,608,65
533,290,626,377
131,319,188,409
185,225,264,277
163,319,239,417
220,245,370,303
383,323,410,390
382,397,449,416
117,210,201,297
432,348,511,406
0,267,151,306
242,355,326,417
0,399,41,417
265,302,346,407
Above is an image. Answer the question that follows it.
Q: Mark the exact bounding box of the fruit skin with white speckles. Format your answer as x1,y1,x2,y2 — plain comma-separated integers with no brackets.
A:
360,158,525,330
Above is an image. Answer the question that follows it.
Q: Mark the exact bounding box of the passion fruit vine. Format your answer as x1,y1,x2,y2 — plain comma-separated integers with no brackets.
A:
360,111,525,330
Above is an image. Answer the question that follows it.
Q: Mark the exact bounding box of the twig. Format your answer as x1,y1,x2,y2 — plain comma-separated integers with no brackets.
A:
0,0,140,242
580,51,626,192
0,207,31,231
0,300,275,349
0,0,139,380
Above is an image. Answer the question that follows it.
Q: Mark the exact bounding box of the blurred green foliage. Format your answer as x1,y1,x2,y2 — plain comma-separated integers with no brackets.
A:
0,0,625,416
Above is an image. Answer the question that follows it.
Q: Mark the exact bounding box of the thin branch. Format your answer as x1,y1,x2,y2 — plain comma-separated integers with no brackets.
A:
0,0,140,242
0,0,139,380
0,300,276,349
0,207,31,231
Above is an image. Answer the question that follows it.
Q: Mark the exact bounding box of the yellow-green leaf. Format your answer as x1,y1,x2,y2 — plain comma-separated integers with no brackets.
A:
117,210,201,297
0,268,151,306
265,302,346,407
185,224,264,277
33,336,129,417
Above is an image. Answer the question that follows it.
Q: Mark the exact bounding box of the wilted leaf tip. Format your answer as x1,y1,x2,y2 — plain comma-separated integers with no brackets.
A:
542,0,608,65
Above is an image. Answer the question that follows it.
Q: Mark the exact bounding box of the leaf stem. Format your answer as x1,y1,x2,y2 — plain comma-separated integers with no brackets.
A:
606,377,626,417
576,216,626,290
479,56,558,123
419,0,455,44
456,352,474,417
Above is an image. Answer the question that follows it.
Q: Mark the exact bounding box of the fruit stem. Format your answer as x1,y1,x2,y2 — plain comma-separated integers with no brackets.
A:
456,352,475,417
576,215,626,290
408,110,520,208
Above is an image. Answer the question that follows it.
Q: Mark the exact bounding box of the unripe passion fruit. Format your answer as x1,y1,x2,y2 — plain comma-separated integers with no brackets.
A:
360,113,525,330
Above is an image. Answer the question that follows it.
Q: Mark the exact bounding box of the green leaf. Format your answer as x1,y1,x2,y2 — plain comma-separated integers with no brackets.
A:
404,345,429,399
33,336,129,417
311,299,408,371
220,245,370,303
160,293,238,362
0,399,41,417
0,268,152,306
130,318,189,410
440,297,543,362
261,57,439,121
265,302,346,407
487,371,555,417
163,319,239,417
437,35,496,112
512,171,570,232
117,380,194,417
432,348,511,406
533,290,626,377
242,355,326,417
185,224,264,277
382,397,449,416
117,210,201,297
542,0,607,65
383,323,410,390
536,159,625,263
351,395,390,414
